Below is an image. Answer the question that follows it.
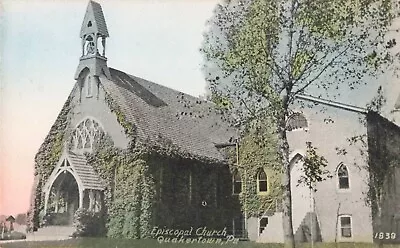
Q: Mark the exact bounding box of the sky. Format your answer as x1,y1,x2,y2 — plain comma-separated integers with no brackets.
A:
0,0,219,216
1,0,400,217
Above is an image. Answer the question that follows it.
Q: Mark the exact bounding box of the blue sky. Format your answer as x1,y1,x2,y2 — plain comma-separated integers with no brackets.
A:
0,0,218,216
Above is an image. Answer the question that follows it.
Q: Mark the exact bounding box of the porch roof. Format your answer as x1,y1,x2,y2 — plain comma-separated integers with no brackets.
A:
68,152,105,190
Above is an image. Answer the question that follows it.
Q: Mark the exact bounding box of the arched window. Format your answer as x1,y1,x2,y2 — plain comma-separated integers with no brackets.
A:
337,164,350,190
257,169,268,193
287,113,308,131
72,118,104,153
86,75,93,97
232,170,242,195
84,34,96,55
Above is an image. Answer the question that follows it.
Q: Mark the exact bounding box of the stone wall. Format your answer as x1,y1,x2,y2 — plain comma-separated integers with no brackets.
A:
367,111,400,244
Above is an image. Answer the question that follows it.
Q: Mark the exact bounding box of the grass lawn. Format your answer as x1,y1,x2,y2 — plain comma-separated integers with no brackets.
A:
1,239,400,248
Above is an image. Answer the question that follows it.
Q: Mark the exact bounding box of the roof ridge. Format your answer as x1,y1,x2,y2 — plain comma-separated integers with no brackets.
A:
109,67,208,103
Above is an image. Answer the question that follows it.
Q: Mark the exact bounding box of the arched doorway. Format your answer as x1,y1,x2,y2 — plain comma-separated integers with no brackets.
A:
45,170,80,226
290,153,312,233
290,153,321,242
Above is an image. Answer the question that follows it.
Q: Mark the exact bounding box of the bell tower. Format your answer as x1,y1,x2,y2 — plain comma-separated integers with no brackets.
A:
75,0,111,80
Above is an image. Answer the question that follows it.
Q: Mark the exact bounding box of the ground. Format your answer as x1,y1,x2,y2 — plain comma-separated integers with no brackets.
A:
1,239,400,248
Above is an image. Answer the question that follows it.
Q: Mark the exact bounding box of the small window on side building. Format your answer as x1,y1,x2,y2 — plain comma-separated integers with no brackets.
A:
339,215,352,238
232,170,242,195
259,217,268,235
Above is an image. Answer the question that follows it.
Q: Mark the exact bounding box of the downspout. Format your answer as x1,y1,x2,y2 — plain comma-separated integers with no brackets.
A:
237,141,247,238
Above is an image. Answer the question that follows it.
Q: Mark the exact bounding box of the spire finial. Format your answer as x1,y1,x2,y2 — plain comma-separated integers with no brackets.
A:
80,1,109,38
75,0,111,80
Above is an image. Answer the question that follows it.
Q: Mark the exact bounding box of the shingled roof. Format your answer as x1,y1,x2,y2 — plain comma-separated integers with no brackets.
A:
80,0,109,38
68,153,105,190
100,68,237,162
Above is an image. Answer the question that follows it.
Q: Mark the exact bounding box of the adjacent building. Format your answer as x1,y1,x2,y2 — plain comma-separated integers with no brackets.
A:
28,0,400,244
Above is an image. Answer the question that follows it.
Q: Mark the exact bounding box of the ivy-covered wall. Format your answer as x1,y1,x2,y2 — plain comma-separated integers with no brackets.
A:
223,129,283,218
367,112,400,243
87,133,242,238
27,80,283,238
27,88,76,231
150,154,241,231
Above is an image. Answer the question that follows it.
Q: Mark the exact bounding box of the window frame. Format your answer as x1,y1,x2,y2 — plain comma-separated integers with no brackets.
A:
257,169,269,194
72,117,105,154
286,112,308,132
338,215,353,240
337,163,351,192
232,170,242,195
258,216,268,236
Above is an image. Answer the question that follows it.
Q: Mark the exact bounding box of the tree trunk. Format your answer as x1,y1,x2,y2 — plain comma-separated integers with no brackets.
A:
277,97,295,248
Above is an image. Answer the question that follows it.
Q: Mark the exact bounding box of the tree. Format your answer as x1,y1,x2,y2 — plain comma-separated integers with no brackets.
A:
15,213,27,225
201,0,400,247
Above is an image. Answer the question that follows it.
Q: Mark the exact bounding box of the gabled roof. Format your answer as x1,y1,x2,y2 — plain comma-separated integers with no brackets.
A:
68,153,105,190
80,1,109,38
100,68,237,162
42,151,105,193
6,216,15,222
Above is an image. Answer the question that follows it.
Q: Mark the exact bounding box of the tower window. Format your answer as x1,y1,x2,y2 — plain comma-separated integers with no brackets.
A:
232,170,242,195
87,21,92,27
86,76,93,97
337,164,350,190
257,169,268,193
339,215,352,238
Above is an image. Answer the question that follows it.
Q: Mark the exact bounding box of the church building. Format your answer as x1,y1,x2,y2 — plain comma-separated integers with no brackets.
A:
28,0,241,238
27,0,400,244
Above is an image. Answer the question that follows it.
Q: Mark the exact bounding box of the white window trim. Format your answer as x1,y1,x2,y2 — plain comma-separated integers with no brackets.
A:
257,169,269,195
336,163,351,193
338,214,353,241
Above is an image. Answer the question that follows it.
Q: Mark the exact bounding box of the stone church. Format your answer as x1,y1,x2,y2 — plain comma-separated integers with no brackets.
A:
28,0,241,238
28,0,399,244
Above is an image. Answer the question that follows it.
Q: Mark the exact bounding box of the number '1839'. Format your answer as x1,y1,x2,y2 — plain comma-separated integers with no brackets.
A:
374,232,396,240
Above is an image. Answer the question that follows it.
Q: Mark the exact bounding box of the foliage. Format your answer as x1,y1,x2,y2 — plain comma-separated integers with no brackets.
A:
0,231,26,241
298,142,332,191
15,214,26,225
3,239,400,248
87,133,156,239
0,222,9,234
104,92,136,138
231,121,283,216
201,0,400,246
73,208,106,237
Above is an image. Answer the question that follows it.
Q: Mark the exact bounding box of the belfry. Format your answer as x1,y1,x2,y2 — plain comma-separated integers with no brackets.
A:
75,0,111,80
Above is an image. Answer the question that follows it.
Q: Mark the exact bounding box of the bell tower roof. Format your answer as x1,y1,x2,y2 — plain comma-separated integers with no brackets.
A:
80,0,109,38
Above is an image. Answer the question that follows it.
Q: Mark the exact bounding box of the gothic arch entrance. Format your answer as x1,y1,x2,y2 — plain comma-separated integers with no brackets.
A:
46,170,79,226
290,152,322,242
43,151,105,227
290,153,312,233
